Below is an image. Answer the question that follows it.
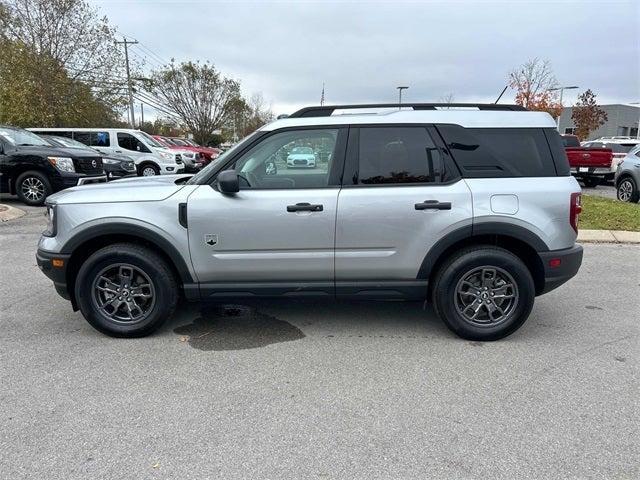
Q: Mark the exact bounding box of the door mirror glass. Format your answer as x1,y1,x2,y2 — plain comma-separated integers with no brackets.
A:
218,170,240,193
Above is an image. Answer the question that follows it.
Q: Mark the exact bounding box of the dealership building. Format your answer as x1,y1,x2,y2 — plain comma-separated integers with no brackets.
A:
558,104,639,140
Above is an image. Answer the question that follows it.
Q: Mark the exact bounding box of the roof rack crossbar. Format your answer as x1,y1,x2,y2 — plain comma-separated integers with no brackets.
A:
288,103,527,118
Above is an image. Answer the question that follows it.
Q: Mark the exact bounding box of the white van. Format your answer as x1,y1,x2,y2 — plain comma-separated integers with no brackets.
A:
28,127,184,176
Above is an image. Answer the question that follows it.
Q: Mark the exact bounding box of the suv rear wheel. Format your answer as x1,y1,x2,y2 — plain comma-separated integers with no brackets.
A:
432,246,535,341
16,170,52,206
75,243,178,337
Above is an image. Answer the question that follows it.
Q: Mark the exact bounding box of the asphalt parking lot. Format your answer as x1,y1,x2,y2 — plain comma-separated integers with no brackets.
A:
0,200,638,479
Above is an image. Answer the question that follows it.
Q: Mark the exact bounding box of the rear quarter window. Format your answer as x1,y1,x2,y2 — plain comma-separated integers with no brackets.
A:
436,126,559,177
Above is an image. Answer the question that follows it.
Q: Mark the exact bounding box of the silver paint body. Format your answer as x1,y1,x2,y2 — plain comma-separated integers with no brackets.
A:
39,110,580,287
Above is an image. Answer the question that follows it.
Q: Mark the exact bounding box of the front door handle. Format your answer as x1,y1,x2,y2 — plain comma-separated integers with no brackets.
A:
415,200,452,210
287,202,323,212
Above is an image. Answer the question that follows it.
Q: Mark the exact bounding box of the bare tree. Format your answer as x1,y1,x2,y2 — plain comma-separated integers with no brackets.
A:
439,93,455,104
508,58,562,118
148,61,241,145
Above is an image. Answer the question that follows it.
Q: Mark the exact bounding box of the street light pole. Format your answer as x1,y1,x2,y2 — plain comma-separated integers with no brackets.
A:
397,86,409,110
548,85,579,131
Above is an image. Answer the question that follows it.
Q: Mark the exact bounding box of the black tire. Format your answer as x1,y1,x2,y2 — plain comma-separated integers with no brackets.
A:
138,163,160,176
617,176,639,203
15,170,52,206
431,246,535,341
75,243,178,337
581,177,600,188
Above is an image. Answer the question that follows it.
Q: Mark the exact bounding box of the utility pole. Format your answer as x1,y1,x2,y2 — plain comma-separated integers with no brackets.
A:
116,38,139,128
140,103,144,128
397,86,409,110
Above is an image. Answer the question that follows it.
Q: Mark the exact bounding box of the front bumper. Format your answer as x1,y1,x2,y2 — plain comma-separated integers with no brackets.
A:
160,164,185,174
36,249,72,301
53,174,107,191
538,244,583,295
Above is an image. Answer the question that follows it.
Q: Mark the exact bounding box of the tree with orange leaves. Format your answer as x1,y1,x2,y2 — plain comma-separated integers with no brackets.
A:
509,58,563,119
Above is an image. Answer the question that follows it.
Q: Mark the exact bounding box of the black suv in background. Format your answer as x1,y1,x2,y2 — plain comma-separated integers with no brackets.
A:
0,125,106,205
40,135,136,180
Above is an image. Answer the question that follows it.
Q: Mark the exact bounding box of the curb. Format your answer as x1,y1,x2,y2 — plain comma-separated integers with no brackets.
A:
578,229,640,244
0,203,26,222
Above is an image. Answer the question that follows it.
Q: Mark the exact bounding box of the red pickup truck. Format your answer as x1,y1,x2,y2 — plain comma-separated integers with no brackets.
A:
562,135,613,187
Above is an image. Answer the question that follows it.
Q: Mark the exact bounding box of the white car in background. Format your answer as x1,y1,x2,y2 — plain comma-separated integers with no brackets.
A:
582,137,640,178
286,146,316,168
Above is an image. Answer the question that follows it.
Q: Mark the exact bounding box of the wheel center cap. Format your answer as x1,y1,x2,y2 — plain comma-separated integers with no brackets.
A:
122,290,129,296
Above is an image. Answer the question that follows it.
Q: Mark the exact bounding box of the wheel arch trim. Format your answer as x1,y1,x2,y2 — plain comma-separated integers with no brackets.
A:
60,221,195,284
417,222,549,280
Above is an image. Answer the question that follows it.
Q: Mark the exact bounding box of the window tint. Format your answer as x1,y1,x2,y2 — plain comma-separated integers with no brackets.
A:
231,129,339,189
117,132,148,152
357,127,445,184
72,131,110,147
561,135,580,147
437,126,557,177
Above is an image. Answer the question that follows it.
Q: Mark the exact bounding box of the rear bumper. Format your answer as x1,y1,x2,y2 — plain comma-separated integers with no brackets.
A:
36,249,72,301
571,167,613,177
538,244,583,295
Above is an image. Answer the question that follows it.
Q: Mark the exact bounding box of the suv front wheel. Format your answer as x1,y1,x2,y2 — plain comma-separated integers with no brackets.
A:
432,246,535,341
16,170,52,206
75,243,178,337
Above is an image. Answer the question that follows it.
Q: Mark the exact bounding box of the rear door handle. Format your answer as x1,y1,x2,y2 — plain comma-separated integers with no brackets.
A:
415,200,452,210
287,202,323,212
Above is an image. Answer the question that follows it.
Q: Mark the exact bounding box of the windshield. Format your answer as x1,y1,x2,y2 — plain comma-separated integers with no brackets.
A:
0,127,51,146
561,135,580,147
186,131,262,185
172,138,188,146
605,143,637,153
291,147,314,154
136,131,164,148
46,136,91,149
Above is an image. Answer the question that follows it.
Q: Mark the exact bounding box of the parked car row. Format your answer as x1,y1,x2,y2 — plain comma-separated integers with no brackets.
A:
1,125,216,205
561,134,640,202
0,126,109,205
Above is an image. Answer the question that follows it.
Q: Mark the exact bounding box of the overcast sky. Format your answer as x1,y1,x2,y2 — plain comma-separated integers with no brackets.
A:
91,0,639,118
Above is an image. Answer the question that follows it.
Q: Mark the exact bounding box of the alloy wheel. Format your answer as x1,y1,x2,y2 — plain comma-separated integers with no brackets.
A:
455,266,519,326
21,177,45,202
618,180,633,202
92,263,156,324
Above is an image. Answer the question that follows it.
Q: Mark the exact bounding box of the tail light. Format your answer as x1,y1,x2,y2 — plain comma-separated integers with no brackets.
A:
570,192,582,233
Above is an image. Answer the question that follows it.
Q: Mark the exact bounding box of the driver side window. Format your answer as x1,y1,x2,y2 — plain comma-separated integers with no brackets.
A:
232,128,339,189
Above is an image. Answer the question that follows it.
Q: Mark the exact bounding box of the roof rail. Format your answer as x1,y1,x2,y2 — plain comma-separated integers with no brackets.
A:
288,103,527,118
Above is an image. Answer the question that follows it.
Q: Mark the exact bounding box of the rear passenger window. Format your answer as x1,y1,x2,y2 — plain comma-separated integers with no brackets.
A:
73,132,110,147
357,127,449,184
437,126,556,177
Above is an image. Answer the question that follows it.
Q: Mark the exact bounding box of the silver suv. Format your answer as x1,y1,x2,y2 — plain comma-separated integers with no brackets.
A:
36,103,584,341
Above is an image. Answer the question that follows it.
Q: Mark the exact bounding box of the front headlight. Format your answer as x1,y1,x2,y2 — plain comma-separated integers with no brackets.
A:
103,158,119,165
159,151,173,160
47,157,75,173
43,204,57,237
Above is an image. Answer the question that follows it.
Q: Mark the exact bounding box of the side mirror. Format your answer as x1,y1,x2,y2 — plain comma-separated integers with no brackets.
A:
217,170,240,193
